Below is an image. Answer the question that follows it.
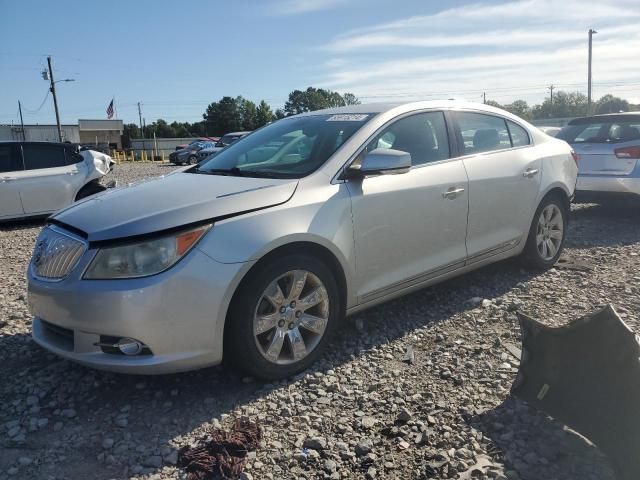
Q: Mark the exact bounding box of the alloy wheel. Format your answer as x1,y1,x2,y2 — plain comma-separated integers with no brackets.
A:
536,204,564,261
253,270,329,365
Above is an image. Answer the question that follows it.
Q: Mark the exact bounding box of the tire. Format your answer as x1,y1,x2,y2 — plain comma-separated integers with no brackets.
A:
522,194,568,269
188,155,198,165
226,253,340,379
75,181,106,201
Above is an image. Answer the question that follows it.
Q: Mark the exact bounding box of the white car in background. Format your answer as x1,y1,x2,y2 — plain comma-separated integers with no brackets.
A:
538,126,561,137
557,113,640,202
0,141,115,221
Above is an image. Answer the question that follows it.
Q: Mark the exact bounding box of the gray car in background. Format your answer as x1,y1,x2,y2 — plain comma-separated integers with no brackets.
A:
557,112,640,202
197,131,251,161
169,141,216,165
27,101,577,379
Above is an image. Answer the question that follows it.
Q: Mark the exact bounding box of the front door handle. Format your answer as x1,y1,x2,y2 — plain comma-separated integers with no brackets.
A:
523,168,539,178
442,187,465,199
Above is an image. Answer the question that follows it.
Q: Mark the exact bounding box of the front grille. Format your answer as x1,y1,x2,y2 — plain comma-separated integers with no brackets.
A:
31,227,86,280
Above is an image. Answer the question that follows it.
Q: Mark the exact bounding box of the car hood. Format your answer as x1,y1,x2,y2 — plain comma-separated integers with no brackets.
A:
52,172,298,243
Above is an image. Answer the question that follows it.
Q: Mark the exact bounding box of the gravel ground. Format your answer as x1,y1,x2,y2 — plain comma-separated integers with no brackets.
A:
1,163,638,480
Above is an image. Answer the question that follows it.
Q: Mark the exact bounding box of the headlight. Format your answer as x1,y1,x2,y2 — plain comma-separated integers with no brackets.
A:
83,225,211,279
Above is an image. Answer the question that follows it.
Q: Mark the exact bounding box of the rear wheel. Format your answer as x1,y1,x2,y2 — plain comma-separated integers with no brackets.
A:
75,181,106,201
522,194,567,269
226,254,339,379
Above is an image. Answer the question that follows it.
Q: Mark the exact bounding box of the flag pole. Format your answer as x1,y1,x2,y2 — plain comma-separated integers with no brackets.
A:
113,95,118,120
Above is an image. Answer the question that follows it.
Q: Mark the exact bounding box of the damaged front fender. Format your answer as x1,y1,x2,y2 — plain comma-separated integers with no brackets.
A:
512,305,640,480
81,149,115,179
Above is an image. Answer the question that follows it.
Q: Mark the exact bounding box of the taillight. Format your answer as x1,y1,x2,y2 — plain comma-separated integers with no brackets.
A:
614,146,640,159
570,149,579,164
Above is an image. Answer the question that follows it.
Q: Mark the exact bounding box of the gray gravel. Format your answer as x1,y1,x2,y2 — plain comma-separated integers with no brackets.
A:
1,162,638,479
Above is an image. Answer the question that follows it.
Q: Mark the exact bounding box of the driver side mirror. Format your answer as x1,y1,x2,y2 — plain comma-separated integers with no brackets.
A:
345,148,411,179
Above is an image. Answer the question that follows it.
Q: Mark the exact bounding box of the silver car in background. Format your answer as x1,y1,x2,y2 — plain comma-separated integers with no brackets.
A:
197,131,251,161
27,101,577,379
557,112,640,202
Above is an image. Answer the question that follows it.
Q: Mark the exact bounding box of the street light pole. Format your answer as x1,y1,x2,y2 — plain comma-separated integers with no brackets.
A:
587,29,597,115
47,56,63,142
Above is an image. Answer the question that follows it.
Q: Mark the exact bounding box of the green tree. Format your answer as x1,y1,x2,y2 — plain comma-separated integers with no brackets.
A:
532,91,587,119
256,100,274,126
239,97,258,130
502,100,531,120
274,108,286,120
595,94,630,114
284,87,353,115
123,123,140,140
484,100,502,108
342,93,361,106
203,96,243,136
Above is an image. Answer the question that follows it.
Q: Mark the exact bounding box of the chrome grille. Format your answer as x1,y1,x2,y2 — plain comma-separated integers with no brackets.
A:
31,226,86,280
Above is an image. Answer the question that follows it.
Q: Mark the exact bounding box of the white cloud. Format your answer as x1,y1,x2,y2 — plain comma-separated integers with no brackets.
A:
271,0,347,15
316,0,640,105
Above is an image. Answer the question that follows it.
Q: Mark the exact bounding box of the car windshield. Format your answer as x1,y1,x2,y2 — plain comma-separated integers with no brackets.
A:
557,119,640,144
216,135,241,146
194,114,373,178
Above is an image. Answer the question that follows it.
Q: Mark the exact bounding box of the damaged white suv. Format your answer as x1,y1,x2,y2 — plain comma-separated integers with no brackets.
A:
0,141,115,221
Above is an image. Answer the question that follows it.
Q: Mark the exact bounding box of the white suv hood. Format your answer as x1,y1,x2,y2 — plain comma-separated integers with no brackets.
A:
51,172,298,243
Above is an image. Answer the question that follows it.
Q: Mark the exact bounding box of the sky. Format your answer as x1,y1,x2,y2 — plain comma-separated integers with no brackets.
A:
1,0,639,126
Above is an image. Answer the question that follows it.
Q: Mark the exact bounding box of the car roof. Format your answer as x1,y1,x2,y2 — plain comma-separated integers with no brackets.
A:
568,112,640,124
293,100,526,119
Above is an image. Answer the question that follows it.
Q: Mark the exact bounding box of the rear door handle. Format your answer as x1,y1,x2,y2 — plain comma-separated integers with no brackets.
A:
442,187,465,199
523,168,539,178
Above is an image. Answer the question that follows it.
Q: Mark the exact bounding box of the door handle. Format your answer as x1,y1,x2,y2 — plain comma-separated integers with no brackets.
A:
1,177,15,182
442,187,465,199
523,168,539,178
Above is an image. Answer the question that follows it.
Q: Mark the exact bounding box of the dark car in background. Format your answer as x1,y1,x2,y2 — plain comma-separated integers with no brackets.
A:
197,131,251,161
169,141,216,165
557,112,640,202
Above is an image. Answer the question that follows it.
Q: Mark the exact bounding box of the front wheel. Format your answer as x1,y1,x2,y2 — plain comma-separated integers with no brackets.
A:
522,194,567,269
188,155,198,165
226,254,340,379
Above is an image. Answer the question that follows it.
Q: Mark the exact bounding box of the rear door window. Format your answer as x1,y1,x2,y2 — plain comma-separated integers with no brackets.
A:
455,112,511,155
558,121,640,144
0,145,23,173
22,144,67,170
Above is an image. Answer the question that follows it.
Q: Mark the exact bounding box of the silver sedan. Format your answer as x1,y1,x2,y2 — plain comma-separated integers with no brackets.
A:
27,101,578,379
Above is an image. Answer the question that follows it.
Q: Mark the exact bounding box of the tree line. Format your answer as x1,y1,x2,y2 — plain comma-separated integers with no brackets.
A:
124,87,638,140
485,92,638,121
124,87,360,140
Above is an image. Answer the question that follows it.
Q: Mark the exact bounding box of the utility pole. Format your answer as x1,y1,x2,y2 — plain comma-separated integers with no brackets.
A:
483,92,486,104
18,101,26,141
587,29,597,115
46,56,63,142
548,84,554,117
138,102,145,159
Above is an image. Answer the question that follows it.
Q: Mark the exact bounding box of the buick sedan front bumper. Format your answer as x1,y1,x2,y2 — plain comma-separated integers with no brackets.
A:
28,247,246,374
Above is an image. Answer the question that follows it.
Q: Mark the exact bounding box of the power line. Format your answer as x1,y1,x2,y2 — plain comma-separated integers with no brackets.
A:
21,88,51,114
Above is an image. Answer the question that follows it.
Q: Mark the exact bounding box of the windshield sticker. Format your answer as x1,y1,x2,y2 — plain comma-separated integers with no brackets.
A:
326,114,369,122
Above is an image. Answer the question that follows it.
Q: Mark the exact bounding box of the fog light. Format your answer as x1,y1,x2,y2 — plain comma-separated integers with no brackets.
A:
117,338,143,356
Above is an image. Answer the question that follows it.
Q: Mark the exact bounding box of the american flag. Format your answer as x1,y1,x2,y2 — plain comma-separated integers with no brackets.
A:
106,99,114,119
